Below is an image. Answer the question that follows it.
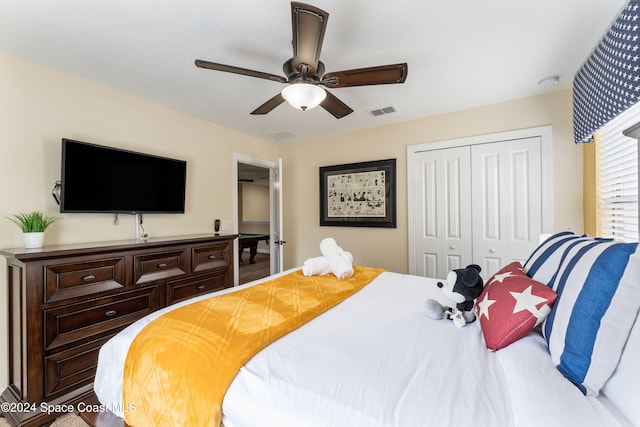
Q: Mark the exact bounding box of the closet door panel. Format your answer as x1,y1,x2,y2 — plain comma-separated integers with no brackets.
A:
472,144,506,278
445,156,463,240
421,253,439,279
423,158,438,239
414,154,440,278
441,149,472,277
481,152,502,241
511,148,531,241
445,254,464,272
472,137,542,279
507,138,542,261
413,147,472,279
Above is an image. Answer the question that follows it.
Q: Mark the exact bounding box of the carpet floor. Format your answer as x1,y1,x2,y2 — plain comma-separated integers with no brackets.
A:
239,252,271,284
0,412,89,427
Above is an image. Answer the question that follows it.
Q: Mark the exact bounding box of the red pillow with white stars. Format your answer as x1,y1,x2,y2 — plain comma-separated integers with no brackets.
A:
476,261,557,351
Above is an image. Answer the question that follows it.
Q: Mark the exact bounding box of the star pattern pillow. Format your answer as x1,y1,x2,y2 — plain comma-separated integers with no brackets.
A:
476,262,557,351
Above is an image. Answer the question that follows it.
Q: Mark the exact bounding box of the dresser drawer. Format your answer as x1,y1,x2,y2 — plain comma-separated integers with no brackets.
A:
44,286,160,351
134,249,187,284
44,335,111,399
192,242,230,273
166,272,229,305
44,257,126,303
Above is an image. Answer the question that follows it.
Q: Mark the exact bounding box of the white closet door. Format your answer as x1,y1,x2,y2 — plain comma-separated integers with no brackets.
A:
471,137,542,279
412,147,472,279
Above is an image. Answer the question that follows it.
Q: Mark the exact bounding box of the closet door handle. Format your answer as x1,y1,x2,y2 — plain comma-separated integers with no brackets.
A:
489,248,496,253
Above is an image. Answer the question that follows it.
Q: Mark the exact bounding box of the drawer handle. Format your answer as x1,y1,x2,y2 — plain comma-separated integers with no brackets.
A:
82,275,96,282
157,263,168,269
105,310,117,317
208,255,217,260
197,285,206,291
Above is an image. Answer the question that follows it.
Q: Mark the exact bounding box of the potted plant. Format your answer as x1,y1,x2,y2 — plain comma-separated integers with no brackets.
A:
7,211,60,249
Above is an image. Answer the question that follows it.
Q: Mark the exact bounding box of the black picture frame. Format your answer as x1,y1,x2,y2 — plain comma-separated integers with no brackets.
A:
319,158,396,228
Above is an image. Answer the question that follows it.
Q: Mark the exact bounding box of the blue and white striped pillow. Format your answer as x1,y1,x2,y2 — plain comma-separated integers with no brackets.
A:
540,238,640,395
523,231,593,285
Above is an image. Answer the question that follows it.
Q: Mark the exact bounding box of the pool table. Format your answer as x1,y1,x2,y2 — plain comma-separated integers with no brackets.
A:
238,233,270,264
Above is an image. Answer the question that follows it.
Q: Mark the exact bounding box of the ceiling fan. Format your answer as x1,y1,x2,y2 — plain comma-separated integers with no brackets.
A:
195,2,408,119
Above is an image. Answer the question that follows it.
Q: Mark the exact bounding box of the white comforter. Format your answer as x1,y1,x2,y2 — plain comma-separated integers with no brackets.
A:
94,270,628,427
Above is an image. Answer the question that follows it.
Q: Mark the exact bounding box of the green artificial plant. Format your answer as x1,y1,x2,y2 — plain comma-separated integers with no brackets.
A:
7,211,60,233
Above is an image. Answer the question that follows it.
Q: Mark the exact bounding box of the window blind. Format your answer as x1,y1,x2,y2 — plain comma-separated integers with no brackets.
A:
596,102,639,241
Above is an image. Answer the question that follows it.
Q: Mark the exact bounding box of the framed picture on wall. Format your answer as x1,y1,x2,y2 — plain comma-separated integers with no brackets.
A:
319,158,396,228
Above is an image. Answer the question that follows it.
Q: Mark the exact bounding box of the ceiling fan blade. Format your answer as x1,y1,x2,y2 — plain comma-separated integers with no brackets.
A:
320,91,353,119
323,63,408,88
291,2,329,76
195,60,287,83
251,93,286,115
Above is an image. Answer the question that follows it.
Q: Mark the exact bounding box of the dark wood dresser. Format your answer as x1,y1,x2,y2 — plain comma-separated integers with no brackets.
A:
0,233,237,427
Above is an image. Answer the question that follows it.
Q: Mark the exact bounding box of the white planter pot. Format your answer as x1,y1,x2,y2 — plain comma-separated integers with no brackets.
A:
23,232,45,249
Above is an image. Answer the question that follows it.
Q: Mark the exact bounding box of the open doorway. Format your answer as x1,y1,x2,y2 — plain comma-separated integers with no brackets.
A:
237,162,271,284
232,154,283,285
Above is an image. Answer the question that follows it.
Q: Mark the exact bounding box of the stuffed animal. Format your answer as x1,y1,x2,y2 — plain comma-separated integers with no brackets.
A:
424,264,484,328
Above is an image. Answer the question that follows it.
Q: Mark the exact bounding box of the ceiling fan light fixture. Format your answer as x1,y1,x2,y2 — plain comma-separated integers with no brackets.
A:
281,83,326,111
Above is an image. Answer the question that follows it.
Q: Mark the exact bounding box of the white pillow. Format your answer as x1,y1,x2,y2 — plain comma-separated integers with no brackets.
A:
602,311,640,424
542,238,640,395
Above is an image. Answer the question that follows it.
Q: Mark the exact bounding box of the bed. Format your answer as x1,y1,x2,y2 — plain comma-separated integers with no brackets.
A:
94,232,640,427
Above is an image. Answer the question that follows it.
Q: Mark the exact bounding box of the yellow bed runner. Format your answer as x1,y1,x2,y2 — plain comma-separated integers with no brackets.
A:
122,266,385,427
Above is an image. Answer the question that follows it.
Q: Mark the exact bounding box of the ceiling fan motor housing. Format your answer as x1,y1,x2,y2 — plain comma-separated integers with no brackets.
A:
283,58,324,83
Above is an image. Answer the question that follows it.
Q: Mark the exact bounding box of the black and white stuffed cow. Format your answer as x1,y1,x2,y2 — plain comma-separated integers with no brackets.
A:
424,264,484,328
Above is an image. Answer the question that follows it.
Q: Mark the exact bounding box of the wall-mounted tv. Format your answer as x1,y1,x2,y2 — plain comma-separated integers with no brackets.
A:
60,139,187,214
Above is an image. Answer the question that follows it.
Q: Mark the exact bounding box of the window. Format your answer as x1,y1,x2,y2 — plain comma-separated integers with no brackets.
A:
596,103,640,242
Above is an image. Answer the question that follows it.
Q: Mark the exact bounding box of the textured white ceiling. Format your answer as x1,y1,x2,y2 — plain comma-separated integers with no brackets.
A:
0,0,627,143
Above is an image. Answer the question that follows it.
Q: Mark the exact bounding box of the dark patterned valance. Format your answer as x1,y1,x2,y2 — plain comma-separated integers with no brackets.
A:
573,0,640,144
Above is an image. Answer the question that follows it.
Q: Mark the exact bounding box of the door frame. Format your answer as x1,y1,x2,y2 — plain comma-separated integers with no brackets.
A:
406,125,554,275
232,153,282,285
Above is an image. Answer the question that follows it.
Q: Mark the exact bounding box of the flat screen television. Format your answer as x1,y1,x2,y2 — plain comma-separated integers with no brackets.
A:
60,139,187,214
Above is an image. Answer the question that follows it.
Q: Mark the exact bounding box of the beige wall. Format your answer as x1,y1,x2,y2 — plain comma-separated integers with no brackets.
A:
0,52,279,247
280,89,583,273
240,183,270,222
238,183,270,251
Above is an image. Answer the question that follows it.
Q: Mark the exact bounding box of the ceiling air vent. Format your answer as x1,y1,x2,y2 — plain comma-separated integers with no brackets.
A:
368,105,397,117
268,130,297,140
